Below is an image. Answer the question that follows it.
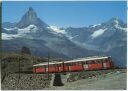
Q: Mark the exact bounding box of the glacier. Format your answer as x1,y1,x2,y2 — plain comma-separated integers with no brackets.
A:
91,28,107,39
2,24,38,40
47,25,66,34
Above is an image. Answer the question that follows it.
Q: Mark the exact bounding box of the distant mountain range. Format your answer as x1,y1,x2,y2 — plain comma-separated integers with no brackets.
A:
2,7,127,67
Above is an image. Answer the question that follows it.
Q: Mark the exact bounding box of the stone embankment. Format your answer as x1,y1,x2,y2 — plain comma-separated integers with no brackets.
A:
2,73,52,90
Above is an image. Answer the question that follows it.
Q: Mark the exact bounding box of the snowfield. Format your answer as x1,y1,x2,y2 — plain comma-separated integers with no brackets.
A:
91,28,107,39
91,24,101,28
2,24,38,40
2,22,127,40
47,26,66,34
2,25,67,40
2,33,22,40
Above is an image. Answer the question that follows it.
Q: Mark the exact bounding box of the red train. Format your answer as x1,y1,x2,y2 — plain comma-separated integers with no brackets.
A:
33,56,114,73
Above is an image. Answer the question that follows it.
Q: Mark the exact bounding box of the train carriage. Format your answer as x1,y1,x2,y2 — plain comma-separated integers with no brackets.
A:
33,56,114,73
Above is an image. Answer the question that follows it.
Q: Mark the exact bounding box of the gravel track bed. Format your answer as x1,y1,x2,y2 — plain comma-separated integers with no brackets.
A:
67,69,126,82
1,69,126,90
1,73,52,90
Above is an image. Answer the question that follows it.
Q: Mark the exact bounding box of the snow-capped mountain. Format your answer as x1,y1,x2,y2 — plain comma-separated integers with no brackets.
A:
2,7,126,67
65,17,126,47
47,25,66,34
2,7,98,60
17,7,48,29
91,28,107,39
64,18,127,67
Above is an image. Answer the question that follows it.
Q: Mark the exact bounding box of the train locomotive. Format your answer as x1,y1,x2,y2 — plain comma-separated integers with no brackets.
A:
33,56,114,73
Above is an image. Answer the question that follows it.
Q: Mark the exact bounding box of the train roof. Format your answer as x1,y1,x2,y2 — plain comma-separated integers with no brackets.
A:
65,56,109,63
33,56,110,67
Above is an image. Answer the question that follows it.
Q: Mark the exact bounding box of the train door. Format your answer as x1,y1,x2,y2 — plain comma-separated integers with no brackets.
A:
83,61,89,70
83,64,89,70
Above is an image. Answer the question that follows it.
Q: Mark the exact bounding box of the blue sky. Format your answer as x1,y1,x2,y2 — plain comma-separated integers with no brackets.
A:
2,1,127,28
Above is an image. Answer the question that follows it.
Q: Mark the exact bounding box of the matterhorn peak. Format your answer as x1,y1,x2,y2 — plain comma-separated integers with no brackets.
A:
26,7,37,21
29,7,34,11
17,7,48,28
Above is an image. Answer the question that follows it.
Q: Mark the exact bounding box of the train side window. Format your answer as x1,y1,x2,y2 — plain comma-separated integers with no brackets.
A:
57,64,59,67
93,61,96,63
82,62,85,64
90,61,93,64
50,65,52,67
68,63,70,66
95,60,100,63
73,62,77,65
72,62,75,65
88,61,91,64
75,62,77,65
91,61,94,64
99,60,102,63
58,64,61,67
92,60,96,64
86,61,89,64
105,59,108,62
61,63,63,66
97,60,100,63
55,64,57,67
78,62,81,65
70,63,73,66
102,59,105,63
65,63,69,66
95,60,98,63
72,63,74,66
76,62,79,65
